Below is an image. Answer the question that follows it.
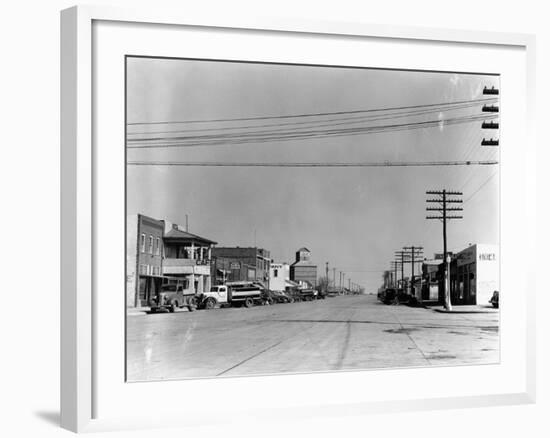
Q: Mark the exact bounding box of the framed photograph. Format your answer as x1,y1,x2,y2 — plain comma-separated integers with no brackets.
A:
61,5,536,432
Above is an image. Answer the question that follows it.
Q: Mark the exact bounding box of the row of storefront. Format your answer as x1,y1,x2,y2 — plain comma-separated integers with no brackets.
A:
384,243,499,306
127,214,319,308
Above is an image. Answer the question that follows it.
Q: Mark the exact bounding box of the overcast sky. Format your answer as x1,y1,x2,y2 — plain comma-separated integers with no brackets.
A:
126,57,499,291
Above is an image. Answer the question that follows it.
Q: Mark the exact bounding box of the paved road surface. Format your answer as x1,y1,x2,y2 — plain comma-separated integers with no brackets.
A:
126,295,499,381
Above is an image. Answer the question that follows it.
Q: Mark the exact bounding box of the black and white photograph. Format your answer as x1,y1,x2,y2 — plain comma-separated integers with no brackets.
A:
125,56,500,382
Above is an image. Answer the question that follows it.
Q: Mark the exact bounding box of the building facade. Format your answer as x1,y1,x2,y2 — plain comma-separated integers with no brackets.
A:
161,221,217,296
290,247,317,287
420,244,499,306
269,262,290,292
421,260,442,302
450,243,499,305
126,215,217,308
211,247,271,287
126,214,165,308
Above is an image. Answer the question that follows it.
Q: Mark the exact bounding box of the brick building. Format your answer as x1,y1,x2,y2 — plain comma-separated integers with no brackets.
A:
126,214,164,307
211,247,271,287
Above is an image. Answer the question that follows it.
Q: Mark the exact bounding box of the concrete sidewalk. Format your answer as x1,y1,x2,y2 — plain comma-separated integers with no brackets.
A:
425,304,499,314
127,306,151,316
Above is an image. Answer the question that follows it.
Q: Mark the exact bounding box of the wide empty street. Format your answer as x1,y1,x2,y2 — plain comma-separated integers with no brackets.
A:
126,295,499,382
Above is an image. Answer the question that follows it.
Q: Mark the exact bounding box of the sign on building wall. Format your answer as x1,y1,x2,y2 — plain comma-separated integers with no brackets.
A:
456,249,476,266
478,252,496,261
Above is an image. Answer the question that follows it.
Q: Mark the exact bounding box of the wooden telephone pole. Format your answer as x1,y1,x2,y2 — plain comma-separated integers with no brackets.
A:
426,190,463,310
394,250,409,290
402,246,424,298
390,260,401,288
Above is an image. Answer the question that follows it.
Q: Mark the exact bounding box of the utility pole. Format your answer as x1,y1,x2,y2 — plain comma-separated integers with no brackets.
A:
390,261,401,288
426,190,463,310
332,268,336,289
342,273,346,294
394,250,409,290
481,90,499,148
325,262,329,280
348,278,351,292
403,246,424,299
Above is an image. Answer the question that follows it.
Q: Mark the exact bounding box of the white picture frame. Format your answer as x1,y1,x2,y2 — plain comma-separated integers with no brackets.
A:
60,5,536,433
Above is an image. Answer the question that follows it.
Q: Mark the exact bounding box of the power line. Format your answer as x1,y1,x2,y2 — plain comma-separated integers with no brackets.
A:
463,170,499,204
127,114,498,149
127,160,498,168
127,97,498,126
127,114,495,144
126,101,492,136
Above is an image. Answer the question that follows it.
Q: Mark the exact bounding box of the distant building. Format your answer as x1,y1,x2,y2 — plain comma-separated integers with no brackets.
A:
211,247,271,287
126,214,165,308
421,259,442,302
290,247,317,287
269,262,290,292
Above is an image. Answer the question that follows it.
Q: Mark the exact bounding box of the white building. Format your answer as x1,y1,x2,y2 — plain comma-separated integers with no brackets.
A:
269,262,290,291
452,243,499,305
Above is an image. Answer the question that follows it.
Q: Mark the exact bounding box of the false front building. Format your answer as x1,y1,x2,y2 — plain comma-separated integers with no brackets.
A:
290,247,317,288
450,243,499,305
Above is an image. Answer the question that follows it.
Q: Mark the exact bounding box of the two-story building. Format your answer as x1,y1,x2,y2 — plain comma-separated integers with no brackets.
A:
211,247,271,287
127,215,217,308
126,214,165,308
161,221,217,296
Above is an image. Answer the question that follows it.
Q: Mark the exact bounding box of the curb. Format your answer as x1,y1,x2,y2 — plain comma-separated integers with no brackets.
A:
432,308,498,314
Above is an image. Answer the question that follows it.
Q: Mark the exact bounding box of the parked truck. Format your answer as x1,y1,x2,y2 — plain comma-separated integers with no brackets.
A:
149,277,198,313
298,288,318,301
198,281,265,309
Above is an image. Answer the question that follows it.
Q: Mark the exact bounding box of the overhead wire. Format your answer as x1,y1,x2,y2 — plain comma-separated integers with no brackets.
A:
127,160,498,168
126,97,498,126
127,114,498,149
126,101,494,136
463,170,499,205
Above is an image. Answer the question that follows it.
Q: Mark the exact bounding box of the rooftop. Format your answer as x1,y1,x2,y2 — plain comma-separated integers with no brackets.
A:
163,227,217,245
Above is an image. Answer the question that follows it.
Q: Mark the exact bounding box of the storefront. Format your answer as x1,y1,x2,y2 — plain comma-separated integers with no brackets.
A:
450,244,499,305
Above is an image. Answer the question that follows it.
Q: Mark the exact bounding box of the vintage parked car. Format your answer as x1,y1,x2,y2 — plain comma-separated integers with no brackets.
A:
149,279,198,313
269,290,293,303
378,288,410,305
489,290,499,308
378,288,397,305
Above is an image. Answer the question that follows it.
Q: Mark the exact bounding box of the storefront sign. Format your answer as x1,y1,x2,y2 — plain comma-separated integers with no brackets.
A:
478,253,496,261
